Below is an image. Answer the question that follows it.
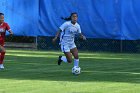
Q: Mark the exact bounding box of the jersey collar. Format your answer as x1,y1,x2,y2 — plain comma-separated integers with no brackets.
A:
71,21,77,26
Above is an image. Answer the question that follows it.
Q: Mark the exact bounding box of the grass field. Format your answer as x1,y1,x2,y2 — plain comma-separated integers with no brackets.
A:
0,49,140,93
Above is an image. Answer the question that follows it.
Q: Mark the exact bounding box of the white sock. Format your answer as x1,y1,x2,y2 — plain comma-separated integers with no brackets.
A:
61,56,67,63
0,64,4,68
74,59,79,67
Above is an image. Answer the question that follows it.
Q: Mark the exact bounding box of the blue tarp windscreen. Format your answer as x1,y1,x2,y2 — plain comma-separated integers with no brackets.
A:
0,0,140,40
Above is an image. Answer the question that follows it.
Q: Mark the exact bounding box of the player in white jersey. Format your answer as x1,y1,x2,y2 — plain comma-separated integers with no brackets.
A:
52,12,86,67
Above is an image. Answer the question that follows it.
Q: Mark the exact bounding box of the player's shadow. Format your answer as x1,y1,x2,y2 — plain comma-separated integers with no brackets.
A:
0,54,140,84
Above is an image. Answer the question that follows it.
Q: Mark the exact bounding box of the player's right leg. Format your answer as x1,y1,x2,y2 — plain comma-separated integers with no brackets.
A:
58,52,72,65
0,45,5,69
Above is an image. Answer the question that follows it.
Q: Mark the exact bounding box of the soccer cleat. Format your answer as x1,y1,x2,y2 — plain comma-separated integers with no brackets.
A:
58,56,62,65
0,64,4,69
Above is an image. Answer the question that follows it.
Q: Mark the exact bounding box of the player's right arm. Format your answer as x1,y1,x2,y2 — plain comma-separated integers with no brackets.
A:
52,22,68,44
52,29,61,44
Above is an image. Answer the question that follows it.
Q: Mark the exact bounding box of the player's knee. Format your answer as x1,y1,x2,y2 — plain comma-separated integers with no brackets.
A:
4,50,6,53
0,46,5,52
0,48,5,52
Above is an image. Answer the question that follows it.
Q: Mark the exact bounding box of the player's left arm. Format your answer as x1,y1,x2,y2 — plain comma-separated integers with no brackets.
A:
6,23,13,36
8,29,13,36
78,25,86,40
79,33,86,40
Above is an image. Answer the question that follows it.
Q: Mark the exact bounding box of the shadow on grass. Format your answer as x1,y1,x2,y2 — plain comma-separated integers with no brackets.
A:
0,54,140,84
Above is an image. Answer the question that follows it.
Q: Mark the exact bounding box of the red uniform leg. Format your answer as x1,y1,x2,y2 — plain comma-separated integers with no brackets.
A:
0,40,5,64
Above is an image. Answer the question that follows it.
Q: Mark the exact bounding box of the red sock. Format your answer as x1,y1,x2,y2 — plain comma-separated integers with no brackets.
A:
0,52,5,64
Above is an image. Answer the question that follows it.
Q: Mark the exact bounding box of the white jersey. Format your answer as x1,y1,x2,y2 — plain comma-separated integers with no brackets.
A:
59,21,81,45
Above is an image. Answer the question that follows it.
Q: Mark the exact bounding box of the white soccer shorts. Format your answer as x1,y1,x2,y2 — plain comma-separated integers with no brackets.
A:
61,43,76,52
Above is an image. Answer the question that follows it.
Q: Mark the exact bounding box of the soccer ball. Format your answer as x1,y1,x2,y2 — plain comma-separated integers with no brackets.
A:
72,66,81,75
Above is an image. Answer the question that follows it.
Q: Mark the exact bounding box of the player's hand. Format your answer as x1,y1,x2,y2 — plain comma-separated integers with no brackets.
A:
9,32,13,37
82,35,86,41
52,37,57,44
8,30,13,37
80,35,86,41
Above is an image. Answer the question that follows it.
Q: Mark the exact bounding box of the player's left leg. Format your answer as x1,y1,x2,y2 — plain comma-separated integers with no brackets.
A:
70,47,79,67
58,44,73,65
0,45,6,69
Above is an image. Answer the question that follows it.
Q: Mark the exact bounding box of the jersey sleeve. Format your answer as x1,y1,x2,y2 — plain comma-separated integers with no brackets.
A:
6,23,11,31
59,22,68,31
77,25,82,33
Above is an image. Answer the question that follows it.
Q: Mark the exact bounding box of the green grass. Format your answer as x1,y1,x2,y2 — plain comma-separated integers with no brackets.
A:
0,49,140,93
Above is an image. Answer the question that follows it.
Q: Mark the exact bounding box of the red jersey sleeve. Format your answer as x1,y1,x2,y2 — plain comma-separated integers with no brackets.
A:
5,23,11,31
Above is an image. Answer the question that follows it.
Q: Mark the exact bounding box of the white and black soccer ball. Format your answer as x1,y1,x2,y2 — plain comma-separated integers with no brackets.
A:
72,66,81,75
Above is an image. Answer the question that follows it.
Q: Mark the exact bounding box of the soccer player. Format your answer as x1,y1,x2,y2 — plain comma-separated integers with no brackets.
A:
0,13,13,69
52,12,86,68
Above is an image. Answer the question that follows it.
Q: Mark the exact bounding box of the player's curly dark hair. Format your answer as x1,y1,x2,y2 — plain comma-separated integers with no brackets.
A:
61,12,78,21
